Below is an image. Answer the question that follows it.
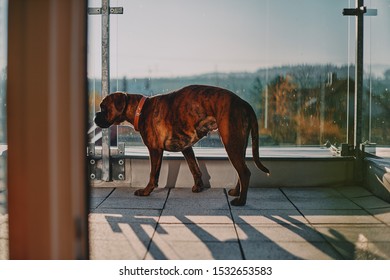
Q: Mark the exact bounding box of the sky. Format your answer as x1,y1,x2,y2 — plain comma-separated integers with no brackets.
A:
87,0,390,79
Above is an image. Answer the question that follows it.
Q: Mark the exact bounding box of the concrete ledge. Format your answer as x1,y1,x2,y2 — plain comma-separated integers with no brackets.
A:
364,157,390,203
91,156,355,189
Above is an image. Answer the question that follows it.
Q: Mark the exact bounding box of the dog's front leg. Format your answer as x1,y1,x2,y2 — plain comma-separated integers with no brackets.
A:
134,148,163,196
182,147,204,193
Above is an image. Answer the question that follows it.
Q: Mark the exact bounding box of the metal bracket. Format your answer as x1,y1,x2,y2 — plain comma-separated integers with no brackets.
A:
87,143,126,181
112,158,125,181
343,6,377,16
87,143,95,157
340,143,355,157
88,7,124,15
112,143,126,181
87,143,101,180
360,142,377,155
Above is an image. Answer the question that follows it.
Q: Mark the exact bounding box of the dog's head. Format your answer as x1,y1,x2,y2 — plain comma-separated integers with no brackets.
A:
94,92,128,128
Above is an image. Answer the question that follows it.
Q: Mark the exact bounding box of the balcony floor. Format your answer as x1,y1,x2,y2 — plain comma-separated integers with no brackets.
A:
89,186,390,260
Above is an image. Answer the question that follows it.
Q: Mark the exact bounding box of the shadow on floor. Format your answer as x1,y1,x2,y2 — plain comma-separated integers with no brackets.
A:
89,186,390,260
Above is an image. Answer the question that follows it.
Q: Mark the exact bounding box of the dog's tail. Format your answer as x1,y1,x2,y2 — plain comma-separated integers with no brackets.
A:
249,107,270,175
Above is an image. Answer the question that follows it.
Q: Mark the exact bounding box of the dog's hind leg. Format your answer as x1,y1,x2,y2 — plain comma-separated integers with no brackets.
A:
227,153,251,206
218,120,251,206
134,148,163,196
216,141,251,206
182,147,204,193
228,181,240,197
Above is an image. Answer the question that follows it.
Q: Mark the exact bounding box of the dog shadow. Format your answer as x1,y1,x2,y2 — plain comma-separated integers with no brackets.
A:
164,160,211,189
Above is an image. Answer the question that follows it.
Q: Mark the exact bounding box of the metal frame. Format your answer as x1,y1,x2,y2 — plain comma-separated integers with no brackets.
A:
343,0,377,155
88,0,123,182
87,1,379,184
343,0,378,181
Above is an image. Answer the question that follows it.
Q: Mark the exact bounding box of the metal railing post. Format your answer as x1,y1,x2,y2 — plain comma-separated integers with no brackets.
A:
354,0,364,155
101,0,111,181
343,0,377,182
88,0,123,182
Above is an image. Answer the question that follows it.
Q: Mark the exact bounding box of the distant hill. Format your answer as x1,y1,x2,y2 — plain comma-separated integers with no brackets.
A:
88,64,359,97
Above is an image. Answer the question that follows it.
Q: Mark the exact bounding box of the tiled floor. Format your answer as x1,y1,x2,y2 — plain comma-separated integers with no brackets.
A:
89,186,390,260
1,185,390,260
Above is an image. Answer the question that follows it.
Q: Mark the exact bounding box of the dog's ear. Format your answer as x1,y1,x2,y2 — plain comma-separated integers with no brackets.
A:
113,93,127,113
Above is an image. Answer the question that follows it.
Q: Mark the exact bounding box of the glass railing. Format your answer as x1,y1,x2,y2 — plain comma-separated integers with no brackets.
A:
88,0,358,152
363,0,390,158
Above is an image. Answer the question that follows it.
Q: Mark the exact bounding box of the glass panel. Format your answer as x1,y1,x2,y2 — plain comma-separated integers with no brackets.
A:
88,0,351,150
364,0,390,158
0,0,8,260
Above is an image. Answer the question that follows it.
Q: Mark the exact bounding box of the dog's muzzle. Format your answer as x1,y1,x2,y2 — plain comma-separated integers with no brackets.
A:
94,112,112,128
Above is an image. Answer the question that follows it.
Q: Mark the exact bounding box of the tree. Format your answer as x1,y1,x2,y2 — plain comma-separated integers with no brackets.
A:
249,77,263,119
265,75,298,144
384,69,390,81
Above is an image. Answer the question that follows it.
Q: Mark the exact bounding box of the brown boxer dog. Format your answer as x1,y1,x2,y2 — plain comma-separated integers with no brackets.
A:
95,85,270,206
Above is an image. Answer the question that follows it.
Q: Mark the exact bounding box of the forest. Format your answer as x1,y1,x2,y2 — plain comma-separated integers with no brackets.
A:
88,64,390,147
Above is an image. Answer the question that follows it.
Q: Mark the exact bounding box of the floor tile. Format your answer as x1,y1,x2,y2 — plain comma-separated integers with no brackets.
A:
90,197,106,209
99,197,167,209
153,224,238,243
351,196,390,209
301,209,381,224
90,239,147,260
315,225,390,259
99,189,168,210
231,209,308,224
241,241,342,260
228,188,295,210
247,188,287,199
89,208,160,260
282,187,343,199
236,224,325,243
164,188,230,210
315,225,390,243
160,209,233,224
239,194,296,210
110,187,169,199
89,220,155,242
168,188,226,199
89,208,161,223
336,186,373,198
90,187,114,198
145,240,242,260
366,207,390,225
89,188,114,209
164,198,230,210
289,197,361,210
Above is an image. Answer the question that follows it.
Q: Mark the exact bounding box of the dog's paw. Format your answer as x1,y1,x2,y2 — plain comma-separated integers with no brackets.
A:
192,185,203,193
134,188,151,196
230,198,246,206
228,188,240,197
